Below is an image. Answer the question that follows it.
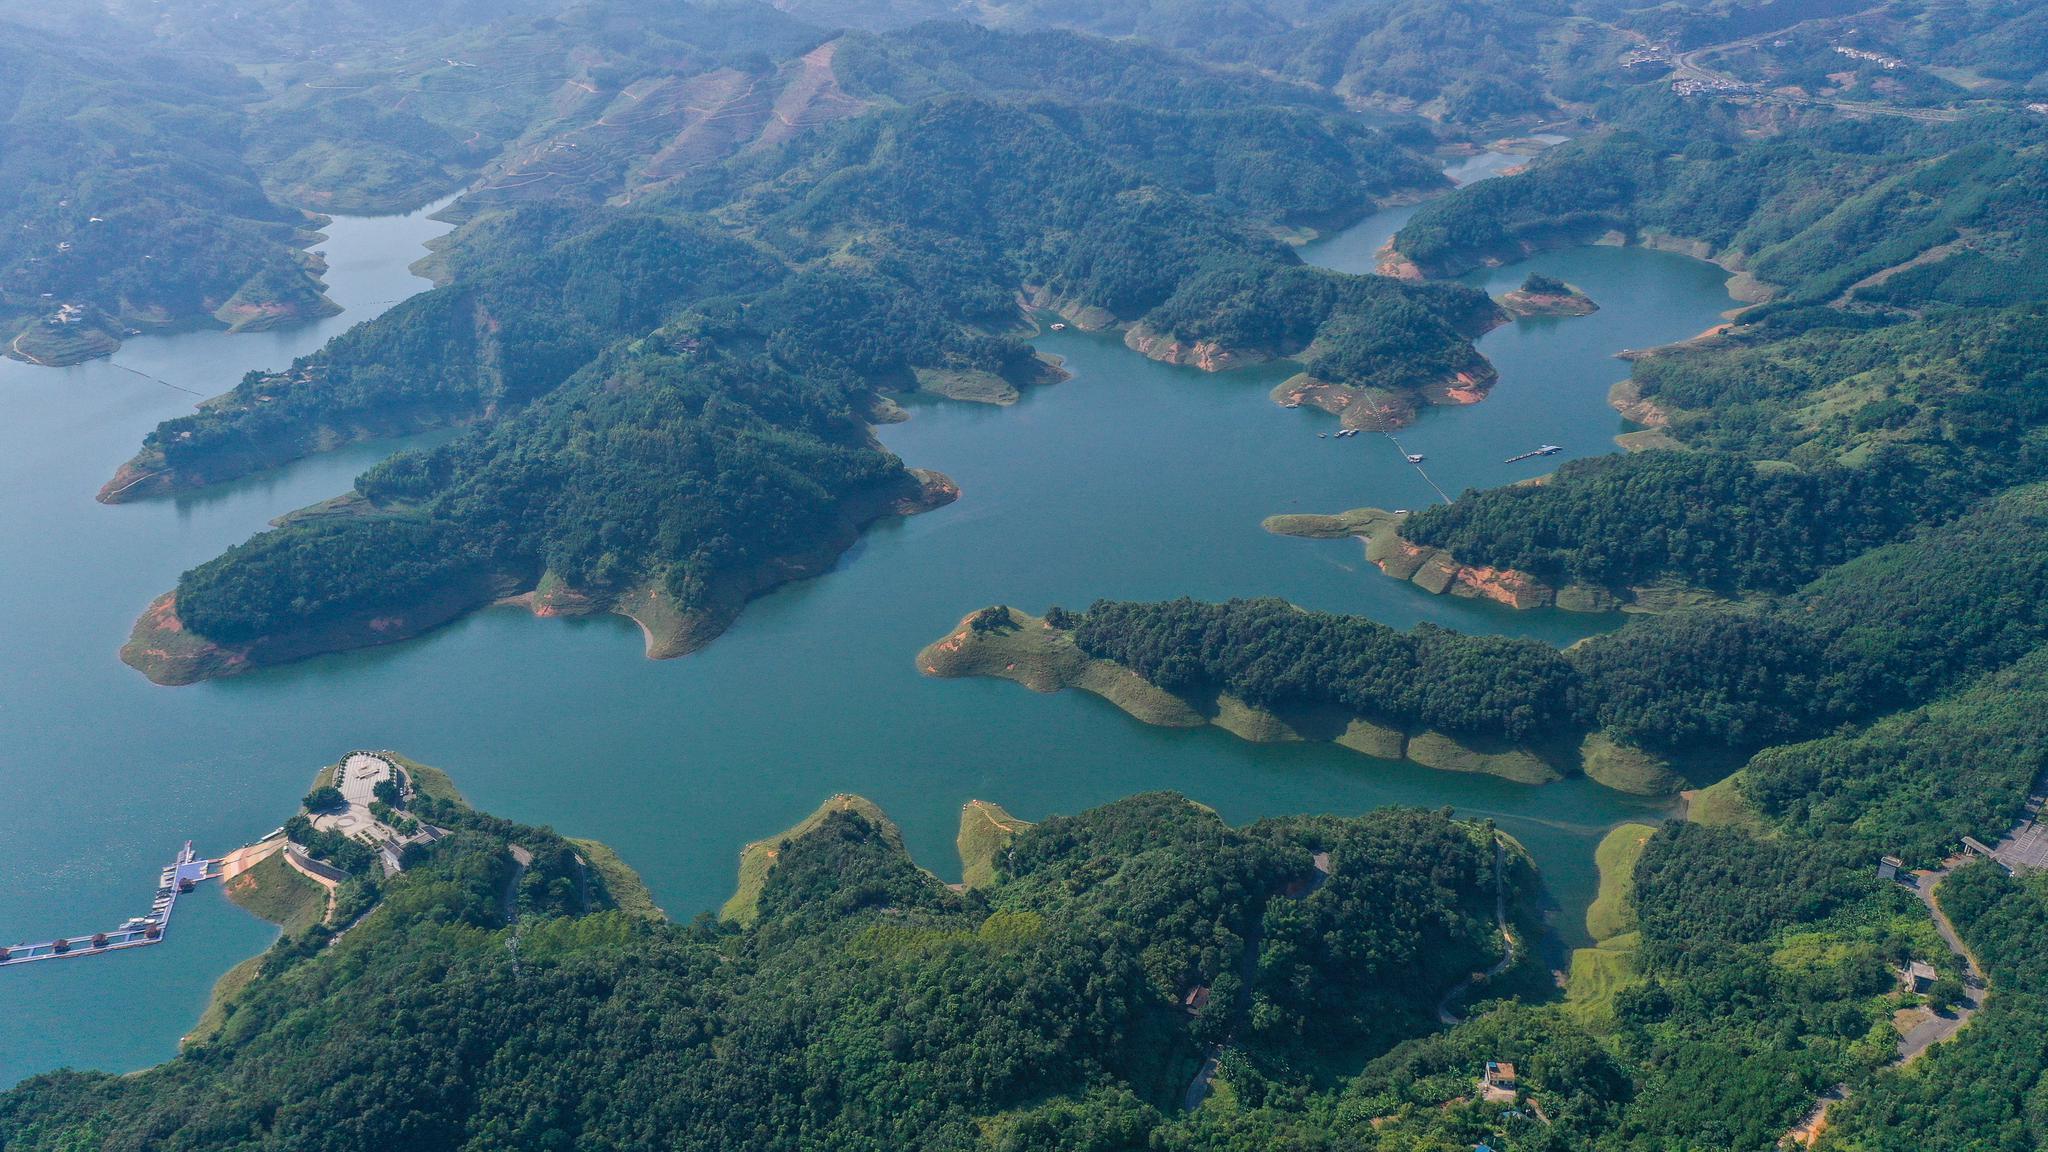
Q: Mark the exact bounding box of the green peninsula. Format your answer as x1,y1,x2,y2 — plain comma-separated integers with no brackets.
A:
1261,504,1686,614
4,772,1531,1150
932,487,2048,798
921,605,1569,784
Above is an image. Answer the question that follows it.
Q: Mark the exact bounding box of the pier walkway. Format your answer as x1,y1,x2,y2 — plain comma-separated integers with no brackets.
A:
1,842,212,968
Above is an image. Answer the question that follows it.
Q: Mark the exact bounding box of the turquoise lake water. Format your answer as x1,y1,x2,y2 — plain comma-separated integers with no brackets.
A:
0,164,1734,1086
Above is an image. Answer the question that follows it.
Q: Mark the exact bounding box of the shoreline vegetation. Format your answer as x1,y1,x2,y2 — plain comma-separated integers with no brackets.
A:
721,794,904,927
1378,222,1777,312
6,224,344,369
90,80,1502,685
97,354,1060,505
1121,292,1509,432
908,350,1070,406
97,403,478,506
120,467,958,684
957,799,1032,890
1563,821,1654,1029
7,282,348,369
919,607,1580,786
199,752,652,1047
7,749,1530,1149
1270,356,1501,431
1260,507,1719,615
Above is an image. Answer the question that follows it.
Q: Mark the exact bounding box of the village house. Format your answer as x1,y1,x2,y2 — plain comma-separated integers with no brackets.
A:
1900,961,1938,994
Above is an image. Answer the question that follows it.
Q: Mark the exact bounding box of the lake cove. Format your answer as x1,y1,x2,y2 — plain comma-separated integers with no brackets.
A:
0,166,1732,1086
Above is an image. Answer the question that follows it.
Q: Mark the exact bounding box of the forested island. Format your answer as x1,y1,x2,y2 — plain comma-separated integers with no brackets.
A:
1498,273,1597,317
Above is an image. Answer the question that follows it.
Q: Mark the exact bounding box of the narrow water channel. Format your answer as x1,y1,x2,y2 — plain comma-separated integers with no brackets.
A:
0,158,1733,1085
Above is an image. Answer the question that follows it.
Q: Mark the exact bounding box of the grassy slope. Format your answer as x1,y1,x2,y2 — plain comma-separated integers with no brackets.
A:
1684,772,1769,835
1579,731,1688,796
1567,822,1657,1029
1585,823,1656,941
957,800,1033,890
224,851,327,934
917,609,1205,726
383,751,467,808
185,955,266,1050
200,849,330,1048
569,837,665,920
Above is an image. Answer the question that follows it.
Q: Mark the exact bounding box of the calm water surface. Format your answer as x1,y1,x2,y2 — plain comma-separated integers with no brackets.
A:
0,168,1731,1085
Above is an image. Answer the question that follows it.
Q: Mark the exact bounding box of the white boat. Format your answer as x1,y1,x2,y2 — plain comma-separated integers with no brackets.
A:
1406,453,1426,463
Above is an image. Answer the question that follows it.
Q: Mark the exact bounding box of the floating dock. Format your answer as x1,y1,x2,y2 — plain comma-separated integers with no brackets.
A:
0,842,211,967
1504,444,1564,463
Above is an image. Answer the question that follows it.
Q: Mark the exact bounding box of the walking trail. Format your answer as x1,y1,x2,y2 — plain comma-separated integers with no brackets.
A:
1439,835,1515,1026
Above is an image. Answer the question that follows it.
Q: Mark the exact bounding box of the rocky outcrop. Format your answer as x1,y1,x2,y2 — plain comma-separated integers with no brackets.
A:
1608,378,1671,428
1122,323,1267,372
1022,285,1118,332
1266,506,1636,614
1499,288,1598,317
1373,242,1425,281
1271,360,1500,431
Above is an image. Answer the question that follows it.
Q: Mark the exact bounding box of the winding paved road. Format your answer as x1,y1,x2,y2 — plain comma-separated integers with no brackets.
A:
1783,864,1990,1145
8,330,50,366
1899,868,1986,1062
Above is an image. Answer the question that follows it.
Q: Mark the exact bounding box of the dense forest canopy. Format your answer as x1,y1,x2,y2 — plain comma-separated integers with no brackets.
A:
1399,447,1977,595
1064,478,2048,763
132,77,1496,656
1073,597,1580,744
0,791,1512,1150
1394,102,2048,311
0,29,327,349
1629,303,2048,469
10,0,2048,1147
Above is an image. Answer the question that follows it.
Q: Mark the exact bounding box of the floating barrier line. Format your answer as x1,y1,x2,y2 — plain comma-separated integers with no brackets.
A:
110,362,205,398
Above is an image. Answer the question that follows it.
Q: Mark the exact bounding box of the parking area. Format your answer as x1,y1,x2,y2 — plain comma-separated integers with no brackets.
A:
1993,819,2048,873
